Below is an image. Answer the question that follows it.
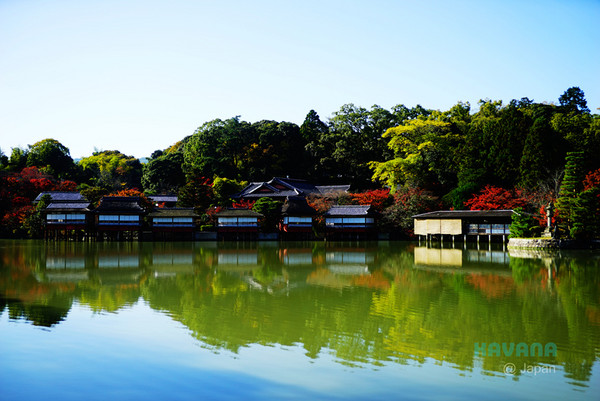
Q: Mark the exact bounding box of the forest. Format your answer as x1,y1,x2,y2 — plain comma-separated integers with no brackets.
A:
1,87,599,239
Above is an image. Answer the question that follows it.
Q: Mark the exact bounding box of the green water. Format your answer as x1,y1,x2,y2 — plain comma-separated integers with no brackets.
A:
1,240,599,400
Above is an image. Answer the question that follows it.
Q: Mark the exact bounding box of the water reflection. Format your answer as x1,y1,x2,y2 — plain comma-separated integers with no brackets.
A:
1,240,599,389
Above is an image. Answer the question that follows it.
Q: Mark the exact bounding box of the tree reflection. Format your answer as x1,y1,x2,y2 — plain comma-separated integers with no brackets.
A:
0,240,598,386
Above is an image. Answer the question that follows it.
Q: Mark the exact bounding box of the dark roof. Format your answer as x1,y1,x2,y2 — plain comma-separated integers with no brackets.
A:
45,202,91,212
234,177,350,199
147,208,197,218
34,192,87,203
214,208,264,218
413,210,514,219
281,196,317,216
315,185,351,195
148,195,178,203
325,205,374,216
94,197,145,214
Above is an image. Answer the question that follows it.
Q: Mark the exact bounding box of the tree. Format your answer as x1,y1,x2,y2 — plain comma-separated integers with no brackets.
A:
465,185,531,211
22,194,52,238
379,187,439,237
370,119,460,191
183,117,255,180
0,148,8,170
323,104,396,186
559,87,590,114
556,151,585,234
302,110,334,181
178,177,213,212
142,152,185,194
9,147,28,171
212,177,247,207
509,207,538,238
252,197,282,232
78,150,143,190
26,139,77,180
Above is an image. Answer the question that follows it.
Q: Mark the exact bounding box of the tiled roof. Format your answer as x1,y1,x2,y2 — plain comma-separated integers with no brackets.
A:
234,177,350,199
149,195,178,203
147,208,197,217
34,192,87,203
45,202,90,211
325,205,373,216
214,208,264,218
94,197,145,213
413,210,514,219
316,185,351,195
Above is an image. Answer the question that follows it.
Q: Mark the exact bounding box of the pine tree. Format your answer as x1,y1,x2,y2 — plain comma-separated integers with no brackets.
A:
556,151,585,235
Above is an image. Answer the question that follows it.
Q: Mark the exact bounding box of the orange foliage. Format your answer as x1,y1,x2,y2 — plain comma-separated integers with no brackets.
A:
466,273,515,299
351,270,390,290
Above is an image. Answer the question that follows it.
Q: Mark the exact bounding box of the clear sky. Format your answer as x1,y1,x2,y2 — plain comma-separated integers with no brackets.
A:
1,0,598,159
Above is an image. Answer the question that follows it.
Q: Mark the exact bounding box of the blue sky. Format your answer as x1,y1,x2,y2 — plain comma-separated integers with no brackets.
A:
1,0,598,159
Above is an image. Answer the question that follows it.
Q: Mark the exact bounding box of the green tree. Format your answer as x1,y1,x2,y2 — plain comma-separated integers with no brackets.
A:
26,139,77,180
556,151,585,235
302,110,335,181
183,117,255,180
78,150,143,190
323,104,396,186
570,187,600,240
22,194,52,238
0,148,8,170
9,147,28,171
252,197,282,232
212,177,247,206
509,207,538,238
559,86,590,114
142,152,185,194
370,119,460,191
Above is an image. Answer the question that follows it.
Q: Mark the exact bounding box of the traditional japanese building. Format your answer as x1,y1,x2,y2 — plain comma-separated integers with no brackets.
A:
35,192,91,240
214,208,263,241
44,201,91,240
324,205,377,240
93,196,146,241
234,177,350,201
147,208,197,241
413,210,514,243
279,196,317,239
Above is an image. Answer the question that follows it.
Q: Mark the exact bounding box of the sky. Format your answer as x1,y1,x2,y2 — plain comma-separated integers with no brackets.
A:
1,0,599,159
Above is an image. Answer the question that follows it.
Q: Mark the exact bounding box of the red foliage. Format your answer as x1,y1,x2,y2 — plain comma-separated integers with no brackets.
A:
106,189,153,210
351,189,391,212
583,168,600,191
232,199,256,209
465,185,529,210
55,180,77,191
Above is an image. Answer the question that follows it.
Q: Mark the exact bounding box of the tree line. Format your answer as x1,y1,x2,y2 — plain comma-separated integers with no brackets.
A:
1,87,599,239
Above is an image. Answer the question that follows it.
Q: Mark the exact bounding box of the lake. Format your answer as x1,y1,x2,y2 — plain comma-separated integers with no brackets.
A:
1,240,599,400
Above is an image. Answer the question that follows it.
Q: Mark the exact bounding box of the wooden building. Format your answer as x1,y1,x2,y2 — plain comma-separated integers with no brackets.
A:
413,210,513,243
147,208,197,241
44,201,91,240
324,205,377,240
93,197,146,241
279,196,317,240
215,208,264,241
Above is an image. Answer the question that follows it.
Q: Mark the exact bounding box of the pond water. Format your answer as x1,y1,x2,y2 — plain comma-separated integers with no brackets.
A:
1,240,599,400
